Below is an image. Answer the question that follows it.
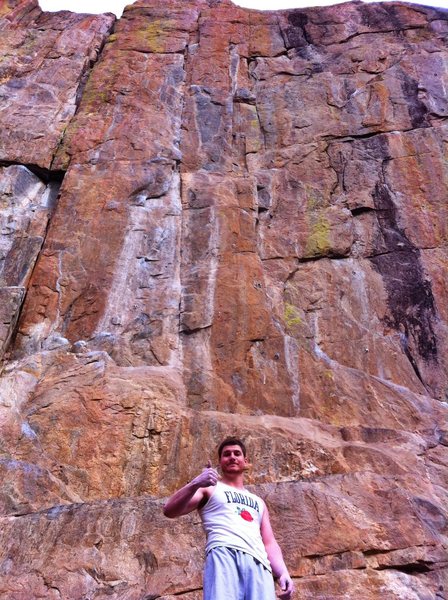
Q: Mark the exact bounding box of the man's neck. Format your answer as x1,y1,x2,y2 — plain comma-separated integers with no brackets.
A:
220,473,245,489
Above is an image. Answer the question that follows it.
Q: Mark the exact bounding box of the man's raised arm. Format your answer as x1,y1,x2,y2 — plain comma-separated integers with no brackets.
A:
163,463,219,518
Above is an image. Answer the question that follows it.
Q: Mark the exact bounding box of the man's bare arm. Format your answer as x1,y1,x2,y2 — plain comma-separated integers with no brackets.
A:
163,464,218,518
261,504,295,599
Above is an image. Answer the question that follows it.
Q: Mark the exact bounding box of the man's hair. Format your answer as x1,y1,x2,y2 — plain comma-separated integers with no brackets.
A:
218,437,247,458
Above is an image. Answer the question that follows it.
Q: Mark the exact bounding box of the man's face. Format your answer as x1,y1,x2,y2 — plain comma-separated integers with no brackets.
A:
219,444,248,474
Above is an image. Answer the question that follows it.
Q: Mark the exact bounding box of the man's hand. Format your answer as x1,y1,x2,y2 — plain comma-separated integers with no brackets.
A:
277,572,294,599
190,460,219,489
163,460,218,518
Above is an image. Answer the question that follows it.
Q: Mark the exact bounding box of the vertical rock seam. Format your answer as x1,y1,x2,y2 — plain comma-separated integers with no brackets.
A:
0,0,115,361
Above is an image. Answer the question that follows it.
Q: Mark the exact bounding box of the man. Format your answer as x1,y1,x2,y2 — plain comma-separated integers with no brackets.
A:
163,437,295,600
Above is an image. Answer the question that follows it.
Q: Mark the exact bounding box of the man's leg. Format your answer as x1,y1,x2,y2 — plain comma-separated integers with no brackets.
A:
203,547,243,600
241,553,276,600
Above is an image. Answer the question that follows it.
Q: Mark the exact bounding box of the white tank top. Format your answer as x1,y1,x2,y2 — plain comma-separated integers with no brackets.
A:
199,481,272,571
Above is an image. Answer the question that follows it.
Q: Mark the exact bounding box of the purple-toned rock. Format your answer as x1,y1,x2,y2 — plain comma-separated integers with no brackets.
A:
0,1,114,168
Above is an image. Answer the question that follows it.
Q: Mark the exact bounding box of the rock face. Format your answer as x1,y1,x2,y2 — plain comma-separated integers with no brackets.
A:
0,0,447,598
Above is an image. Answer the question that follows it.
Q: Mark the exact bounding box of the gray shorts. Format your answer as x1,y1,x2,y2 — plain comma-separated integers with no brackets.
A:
203,546,276,600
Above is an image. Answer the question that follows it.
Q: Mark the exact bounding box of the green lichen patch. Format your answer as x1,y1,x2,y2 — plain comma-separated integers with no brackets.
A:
305,186,326,212
135,19,173,53
305,213,331,257
284,302,303,328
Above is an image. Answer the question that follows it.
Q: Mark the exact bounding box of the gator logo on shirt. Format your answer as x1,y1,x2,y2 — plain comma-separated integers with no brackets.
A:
236,507,254,522
224,490,260,513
